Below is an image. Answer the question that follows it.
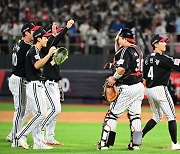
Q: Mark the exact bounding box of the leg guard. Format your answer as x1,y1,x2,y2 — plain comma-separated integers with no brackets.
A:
127,113,142,148
132,131,142,146
107,131,116,146
99,125,116,148
99,110,118,147
101,125,111,146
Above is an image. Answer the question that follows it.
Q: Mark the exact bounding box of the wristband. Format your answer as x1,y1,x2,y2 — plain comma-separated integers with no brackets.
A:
113,71,123,79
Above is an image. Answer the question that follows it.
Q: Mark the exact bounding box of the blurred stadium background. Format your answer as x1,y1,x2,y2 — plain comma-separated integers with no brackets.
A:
0,0,180,105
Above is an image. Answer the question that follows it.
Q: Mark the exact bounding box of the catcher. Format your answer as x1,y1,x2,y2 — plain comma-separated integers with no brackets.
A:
97,28,144,151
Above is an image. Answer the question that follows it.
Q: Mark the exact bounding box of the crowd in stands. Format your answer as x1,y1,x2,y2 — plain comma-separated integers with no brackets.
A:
0,0,180,54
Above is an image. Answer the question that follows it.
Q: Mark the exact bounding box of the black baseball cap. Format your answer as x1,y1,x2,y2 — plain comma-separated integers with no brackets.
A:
150,34,168,46
33,27,51,39
119,28,135,43
46,24,63,33
21,22,40,33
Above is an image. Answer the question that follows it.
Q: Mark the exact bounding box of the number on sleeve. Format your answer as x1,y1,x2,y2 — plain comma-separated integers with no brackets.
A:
148,66,153,80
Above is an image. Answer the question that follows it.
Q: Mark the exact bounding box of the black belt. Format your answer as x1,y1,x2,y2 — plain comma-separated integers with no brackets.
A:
48,79,60,82
27,80,46,83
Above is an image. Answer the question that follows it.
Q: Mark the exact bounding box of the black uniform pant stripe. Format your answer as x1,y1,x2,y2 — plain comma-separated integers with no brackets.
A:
164,86,176,119
41,86,56,130
18,83,41,138
14,78,23,146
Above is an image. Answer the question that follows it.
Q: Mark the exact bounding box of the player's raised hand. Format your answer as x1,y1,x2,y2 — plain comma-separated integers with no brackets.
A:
115,30,121,42
52,22,57,36
115,29,121,51
66,19,74,29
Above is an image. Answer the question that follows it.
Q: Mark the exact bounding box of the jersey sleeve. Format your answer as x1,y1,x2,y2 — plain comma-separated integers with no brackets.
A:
115,48,130,70
52,27,68,46
29,50,41,66
161,55,180,72
143,57,150,80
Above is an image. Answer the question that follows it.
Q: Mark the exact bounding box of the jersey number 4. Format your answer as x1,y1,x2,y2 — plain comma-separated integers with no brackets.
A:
148,66,153,80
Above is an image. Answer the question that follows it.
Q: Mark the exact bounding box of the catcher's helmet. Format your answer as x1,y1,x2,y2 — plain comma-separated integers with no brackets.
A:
119,28,135,43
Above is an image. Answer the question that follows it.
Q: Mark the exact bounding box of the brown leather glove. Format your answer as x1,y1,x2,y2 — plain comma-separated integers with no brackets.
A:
102,82,119,103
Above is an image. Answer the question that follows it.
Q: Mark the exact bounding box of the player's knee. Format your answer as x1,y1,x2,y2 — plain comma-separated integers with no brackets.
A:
52,106,61,116
103,110,118,131
128,113,140,122
55,107,61,114
39,111,47,120
104,110,118,122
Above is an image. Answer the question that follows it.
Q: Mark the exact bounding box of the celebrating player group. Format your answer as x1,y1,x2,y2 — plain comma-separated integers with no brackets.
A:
7,19,74,150
7,18,180,151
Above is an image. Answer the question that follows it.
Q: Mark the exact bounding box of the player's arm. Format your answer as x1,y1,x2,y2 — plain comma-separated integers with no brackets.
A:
107,49,129,85
34,46,56,69
114,30,121,52
52,19,74,46
143,57,150,80
107,67,125,85
162,55,180,72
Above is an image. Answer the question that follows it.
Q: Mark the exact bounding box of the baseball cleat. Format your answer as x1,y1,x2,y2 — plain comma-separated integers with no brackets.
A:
33,144,53,150
172,142,180,150
6,134,13,143
18,137,29,150
128,144,140,150
46,139,64,146
97,146,109,150
95,141,100,146
133,146,140,150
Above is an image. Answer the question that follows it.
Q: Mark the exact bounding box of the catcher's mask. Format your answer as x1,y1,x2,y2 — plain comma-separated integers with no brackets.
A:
119,28,135,43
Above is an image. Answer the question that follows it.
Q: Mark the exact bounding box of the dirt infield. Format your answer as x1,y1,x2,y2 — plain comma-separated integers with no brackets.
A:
1,111,180,122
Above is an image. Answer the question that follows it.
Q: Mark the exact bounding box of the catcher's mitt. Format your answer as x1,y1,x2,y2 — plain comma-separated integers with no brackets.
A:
53,47,68,65
102,82,119,103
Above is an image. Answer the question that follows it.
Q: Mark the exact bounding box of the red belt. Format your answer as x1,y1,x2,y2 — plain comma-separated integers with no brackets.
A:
130,71,142,76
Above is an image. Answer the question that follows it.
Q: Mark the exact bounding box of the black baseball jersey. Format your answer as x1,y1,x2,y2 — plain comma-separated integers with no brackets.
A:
11,40,32,78
41,28,68,81
144,53,180,88
26,46,45,81
114,45,143,85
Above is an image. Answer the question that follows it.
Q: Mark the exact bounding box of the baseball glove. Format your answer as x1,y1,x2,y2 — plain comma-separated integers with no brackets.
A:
102,82,119,103
53,47,68,65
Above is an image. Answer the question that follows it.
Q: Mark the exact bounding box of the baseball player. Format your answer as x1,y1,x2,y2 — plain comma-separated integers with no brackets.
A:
142,34,180,150
19,23,60,126
41,19,74,145
16,27,56,150
97,28,144,150
7,22,39,147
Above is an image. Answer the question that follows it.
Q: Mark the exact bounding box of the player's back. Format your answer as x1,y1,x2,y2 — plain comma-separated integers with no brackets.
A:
115,45,143,85
12,40,32,78
144,53,171,88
